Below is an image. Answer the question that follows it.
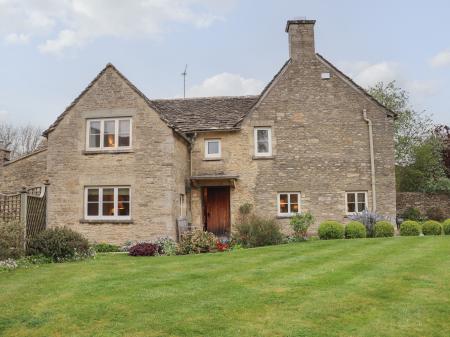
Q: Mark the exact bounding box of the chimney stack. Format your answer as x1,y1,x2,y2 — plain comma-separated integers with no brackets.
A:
285,19,316,61
0,144,11,166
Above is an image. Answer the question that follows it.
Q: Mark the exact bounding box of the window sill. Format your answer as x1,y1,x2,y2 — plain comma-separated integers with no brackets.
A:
252,155,275,160
80,219,134,224
276,215,294,219
203,158,223,162
83,149,134,155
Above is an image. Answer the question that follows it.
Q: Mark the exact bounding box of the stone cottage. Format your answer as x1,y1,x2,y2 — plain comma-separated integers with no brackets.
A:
0,20,396,243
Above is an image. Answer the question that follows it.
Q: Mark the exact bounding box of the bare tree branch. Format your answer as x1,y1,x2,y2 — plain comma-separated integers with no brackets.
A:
0,122,43,159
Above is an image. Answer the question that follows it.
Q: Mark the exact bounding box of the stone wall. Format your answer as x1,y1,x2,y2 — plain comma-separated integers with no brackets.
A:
46,66,190,244
397,192,450,218
0,149,48,193
190,23,396,234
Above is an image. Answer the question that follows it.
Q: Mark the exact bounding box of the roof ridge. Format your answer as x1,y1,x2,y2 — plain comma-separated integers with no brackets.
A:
152,95,260,101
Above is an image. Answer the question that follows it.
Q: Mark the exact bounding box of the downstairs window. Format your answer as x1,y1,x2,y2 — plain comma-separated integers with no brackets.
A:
277,192,300,216
85,187,131,220
346,191,368,214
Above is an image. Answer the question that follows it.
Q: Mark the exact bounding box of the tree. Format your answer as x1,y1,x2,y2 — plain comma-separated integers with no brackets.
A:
368,81,450,193
0,122,43,159
367,81,433,165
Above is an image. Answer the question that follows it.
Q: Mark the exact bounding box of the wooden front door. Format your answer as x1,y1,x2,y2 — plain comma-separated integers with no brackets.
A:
203,186,230,236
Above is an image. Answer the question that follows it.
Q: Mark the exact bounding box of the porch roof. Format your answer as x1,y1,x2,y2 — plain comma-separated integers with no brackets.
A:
190,175,239,188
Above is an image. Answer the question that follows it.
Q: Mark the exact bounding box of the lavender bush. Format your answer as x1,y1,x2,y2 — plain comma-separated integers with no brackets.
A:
349,210,389,238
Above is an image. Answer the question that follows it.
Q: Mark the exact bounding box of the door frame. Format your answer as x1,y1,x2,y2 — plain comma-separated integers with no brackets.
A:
202,186,231,236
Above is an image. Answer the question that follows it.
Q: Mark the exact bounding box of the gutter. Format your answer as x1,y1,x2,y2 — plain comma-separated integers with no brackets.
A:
362,109,377,212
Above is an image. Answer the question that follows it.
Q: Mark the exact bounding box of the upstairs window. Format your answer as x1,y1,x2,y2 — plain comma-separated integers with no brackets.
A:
277,192,300,216
254,127,272,157
205,139,221,159
85,186,131,220
87,118,132,150
346,191,368,214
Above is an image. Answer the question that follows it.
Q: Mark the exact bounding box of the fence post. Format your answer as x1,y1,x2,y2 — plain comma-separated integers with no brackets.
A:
20,187,27,251
44,180,50,228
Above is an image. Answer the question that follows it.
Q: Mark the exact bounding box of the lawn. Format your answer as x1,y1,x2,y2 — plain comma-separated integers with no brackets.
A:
1,237,450,337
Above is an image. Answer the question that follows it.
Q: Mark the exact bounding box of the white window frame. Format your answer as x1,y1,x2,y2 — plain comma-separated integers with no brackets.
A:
204,139,221,159
254,127,272,157
84,186,131,220
277,192,301,217
86,118,132,151
345,191,368,215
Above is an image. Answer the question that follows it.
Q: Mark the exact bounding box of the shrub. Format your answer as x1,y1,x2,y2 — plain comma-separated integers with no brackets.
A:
318,221,344,240
234,215,283,248
425,207,446,222
128,242,162,256
374,221,395,237
27,227,92,262
402,207,425,222
290,212,314,240
0,220,24,260
154,237,177,256
349,210,386,238
443,219,450,235
400,221,421,236
177,230,217,254
345,221,366,239
421,220,442,236
94,243,121,253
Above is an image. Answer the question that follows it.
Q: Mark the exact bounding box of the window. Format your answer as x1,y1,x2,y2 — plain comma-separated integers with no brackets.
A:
85,187,131,220
254,127,272,156
205,139,221,159
86,118,131,150
277,192,300,216
346,191,368,214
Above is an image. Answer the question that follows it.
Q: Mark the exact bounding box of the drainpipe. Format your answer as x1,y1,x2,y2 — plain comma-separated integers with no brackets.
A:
362,109,376,212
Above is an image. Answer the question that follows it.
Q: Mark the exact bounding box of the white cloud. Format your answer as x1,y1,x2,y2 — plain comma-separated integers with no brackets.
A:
187,73,264,97
430,50,450,68
5,33,29,44
340,61,402,88
340,60,439,105
0,0,231,54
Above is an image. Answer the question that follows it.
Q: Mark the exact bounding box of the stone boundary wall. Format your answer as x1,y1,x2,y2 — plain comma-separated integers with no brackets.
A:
0,149,48,193
397,192,450,218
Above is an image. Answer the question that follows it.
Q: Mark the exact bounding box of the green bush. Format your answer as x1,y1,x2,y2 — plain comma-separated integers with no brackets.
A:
345,221,366,239
290,212,314,240
425,207,446,222
374,221,395,237
177,230,217,254
318,221,344,240
234,215,283,248
400,221,421,236
27,227,92,262
421,220,442,236
0,220,24,260
443,219,450,235
401,207,425,222
94,243,121,253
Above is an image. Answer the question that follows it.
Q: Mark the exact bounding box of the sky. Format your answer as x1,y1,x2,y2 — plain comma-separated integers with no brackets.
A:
0,0,449,129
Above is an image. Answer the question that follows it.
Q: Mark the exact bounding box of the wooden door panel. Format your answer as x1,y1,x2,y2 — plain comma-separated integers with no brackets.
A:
204,187,230,236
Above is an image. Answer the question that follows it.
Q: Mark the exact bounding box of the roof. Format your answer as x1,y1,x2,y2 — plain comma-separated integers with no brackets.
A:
43,56,395,140
42,63,190,143
153,96,259,133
